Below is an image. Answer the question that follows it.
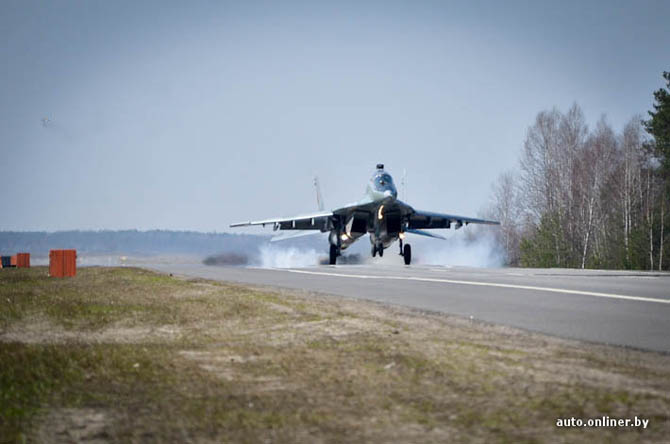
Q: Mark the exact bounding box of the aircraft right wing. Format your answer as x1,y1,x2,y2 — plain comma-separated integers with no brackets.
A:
408,210,499,229
230,211,333,231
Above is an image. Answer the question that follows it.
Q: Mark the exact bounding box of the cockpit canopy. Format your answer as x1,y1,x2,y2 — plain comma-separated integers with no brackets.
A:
375,173,394,188
370,165,397,198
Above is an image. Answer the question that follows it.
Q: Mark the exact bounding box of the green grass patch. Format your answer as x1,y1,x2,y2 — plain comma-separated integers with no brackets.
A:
1,267,669,443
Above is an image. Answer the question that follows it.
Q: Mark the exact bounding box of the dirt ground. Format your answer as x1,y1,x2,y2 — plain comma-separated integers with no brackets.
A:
1,267,669,443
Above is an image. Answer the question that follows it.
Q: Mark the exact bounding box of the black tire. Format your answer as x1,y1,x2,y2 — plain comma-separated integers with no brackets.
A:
371,245,377,257
378,246,384,257
403,244,412,265
329,245,337,265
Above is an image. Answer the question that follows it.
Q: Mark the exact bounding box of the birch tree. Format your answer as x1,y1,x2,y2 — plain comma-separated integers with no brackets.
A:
617,118,644,265
489,171,523,265
519,109,564,264
574,117,617,268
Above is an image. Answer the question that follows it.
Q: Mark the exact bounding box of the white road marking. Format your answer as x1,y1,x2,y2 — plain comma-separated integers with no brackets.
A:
283,269,670,305
617,275,660,279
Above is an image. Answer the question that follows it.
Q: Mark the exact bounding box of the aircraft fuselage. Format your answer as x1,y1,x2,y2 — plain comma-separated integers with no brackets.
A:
333,166,408,254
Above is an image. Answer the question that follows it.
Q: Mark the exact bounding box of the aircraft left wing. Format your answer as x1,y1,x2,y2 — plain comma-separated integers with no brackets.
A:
408,210,499,230
230,211,333,231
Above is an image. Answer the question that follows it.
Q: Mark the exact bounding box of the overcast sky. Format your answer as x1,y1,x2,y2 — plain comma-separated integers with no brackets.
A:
2,0,669,232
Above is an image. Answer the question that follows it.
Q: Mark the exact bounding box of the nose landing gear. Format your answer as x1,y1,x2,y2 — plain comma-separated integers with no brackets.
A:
371,243,384,258
371,237,410,265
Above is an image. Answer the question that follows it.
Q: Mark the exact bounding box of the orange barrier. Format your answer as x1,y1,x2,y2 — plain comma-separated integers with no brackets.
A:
17,253,30,268
49,249,77,277
10,255,17,266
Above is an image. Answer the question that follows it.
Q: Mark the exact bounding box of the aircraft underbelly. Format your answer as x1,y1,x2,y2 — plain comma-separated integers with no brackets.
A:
368,205,403,248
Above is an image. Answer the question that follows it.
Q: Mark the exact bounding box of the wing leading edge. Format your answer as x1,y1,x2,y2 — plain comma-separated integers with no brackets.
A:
408,210,499,230
230,211,333,231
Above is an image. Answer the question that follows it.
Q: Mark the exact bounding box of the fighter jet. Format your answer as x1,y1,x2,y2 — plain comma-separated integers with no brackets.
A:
231,164,499,265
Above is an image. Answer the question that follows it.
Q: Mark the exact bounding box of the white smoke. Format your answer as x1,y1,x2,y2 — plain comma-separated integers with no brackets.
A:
257,245,322,268
411,231,504,268
235,230,505,269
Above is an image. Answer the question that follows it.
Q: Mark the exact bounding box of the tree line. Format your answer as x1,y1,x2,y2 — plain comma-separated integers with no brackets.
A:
0,230,267,256
487,72,670,270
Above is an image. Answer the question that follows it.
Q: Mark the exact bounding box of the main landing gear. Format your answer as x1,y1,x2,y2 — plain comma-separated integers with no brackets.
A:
403,243,412,265
399,239,412,265
329,244,338,265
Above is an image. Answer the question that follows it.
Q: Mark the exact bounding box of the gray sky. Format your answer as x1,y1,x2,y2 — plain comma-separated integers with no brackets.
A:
2,0,669,232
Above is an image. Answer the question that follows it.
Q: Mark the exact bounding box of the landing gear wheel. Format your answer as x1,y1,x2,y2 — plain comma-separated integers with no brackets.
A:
329,245,338,265
371,245,377,257
378,246,384,257
403,244,412,265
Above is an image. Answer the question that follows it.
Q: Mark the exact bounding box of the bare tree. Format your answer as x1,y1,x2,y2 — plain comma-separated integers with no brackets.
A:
489,171,522,265
660,195,665,270
574,116,618,268
645,166,655,270
519,109,564,264
558,103,588,260
617,118,644,265
520,109,561,219
637,152,667,270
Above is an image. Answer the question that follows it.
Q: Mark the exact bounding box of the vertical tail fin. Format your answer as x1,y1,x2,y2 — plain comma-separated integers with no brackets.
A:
314,176,325,211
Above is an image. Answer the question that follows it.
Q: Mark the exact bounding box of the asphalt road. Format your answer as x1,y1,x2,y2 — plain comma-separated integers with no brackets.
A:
148,264,670,353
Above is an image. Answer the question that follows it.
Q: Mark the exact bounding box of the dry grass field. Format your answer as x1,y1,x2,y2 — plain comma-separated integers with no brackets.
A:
1,267,669,443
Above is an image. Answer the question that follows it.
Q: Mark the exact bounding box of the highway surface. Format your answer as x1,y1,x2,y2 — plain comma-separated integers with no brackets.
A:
148,264,670,353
